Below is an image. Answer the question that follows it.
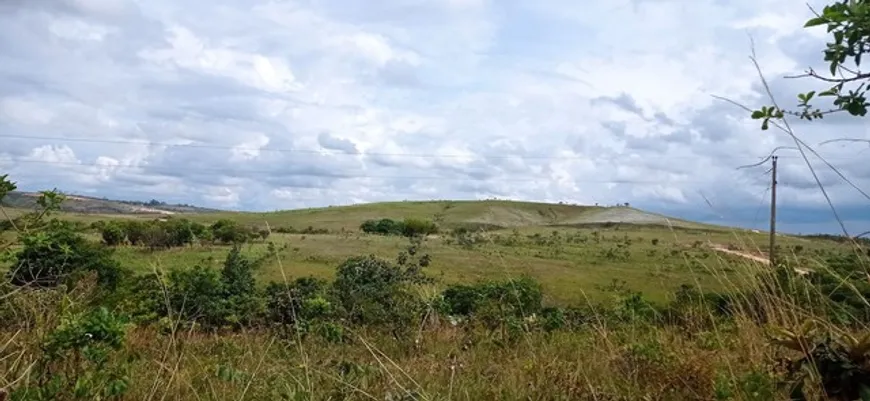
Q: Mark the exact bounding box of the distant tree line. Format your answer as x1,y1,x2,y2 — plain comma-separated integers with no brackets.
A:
359,217,438,237
92,218,271,249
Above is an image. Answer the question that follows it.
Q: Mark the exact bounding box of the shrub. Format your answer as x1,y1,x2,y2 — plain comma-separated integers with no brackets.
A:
100,222,126,246
332,255,424,330
10,307,132,401
109,273,167,324
265,277,332,328
8,220,125,290
274,226,297,234
359,220,379,234
401,218,438,237
220,245,263,326
360,218,405,236
168,264,227,327
441,276,544,323
166,246,263,329
210,219,251,244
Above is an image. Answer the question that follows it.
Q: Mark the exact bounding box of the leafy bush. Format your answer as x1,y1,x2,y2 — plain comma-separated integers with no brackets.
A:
100,222,126,246
166,246,263,329
210,219,252,244
265,277,334,333
359,217,437,237
8,220,125,289
440,276,544,332
167,264,227,327
360,218,404,236
401,218,438,237
10,307,132,401
332,255,425,330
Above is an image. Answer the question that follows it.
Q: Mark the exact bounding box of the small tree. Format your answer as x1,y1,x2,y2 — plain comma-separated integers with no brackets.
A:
100,222,126,246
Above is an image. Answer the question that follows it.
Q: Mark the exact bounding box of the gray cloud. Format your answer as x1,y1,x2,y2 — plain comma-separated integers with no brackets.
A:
317,132,359,154
0,0,867,233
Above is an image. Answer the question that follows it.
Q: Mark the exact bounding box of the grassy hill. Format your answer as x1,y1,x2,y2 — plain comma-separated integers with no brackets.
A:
189,200,725,233
1,191,220,215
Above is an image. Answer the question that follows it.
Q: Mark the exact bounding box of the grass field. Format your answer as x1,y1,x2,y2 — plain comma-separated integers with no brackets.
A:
2,198,866,400
5,200,850,304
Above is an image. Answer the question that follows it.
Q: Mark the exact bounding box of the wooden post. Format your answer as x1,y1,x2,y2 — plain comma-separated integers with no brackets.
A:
769,156,778,266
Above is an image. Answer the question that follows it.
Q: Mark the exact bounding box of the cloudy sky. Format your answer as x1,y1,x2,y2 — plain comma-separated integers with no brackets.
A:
1,0,868,234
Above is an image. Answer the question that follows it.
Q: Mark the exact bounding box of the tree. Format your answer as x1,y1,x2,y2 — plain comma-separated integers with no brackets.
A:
752,0,870,129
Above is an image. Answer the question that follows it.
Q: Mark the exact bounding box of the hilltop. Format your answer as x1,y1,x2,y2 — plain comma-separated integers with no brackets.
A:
212,200,725,232
1,191,221,215
1,193,729,233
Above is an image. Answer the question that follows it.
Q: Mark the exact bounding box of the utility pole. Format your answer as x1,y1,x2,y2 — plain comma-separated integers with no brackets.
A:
769,156,778,266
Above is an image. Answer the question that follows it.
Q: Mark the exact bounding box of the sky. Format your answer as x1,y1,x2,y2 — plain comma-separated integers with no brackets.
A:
0,0,868,235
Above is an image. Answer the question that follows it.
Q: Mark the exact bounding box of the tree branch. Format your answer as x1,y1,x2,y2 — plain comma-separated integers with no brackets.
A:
785,68,870,83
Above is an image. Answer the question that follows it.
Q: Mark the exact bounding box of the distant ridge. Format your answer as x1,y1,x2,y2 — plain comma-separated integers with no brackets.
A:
1,191,222,215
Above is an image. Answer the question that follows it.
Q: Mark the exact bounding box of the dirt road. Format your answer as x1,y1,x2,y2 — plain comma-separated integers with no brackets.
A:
710,245,770,265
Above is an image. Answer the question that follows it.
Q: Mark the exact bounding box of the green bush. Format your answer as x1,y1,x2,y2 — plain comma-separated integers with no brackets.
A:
10,307,132,401
8,220,125,290
100,222,126,246
265,277,333,328
210,219,252,244
360,218,404,235
440,276,543,319
332,255,424,329
401,218,438,237
166,246,263,329
168,264,227,327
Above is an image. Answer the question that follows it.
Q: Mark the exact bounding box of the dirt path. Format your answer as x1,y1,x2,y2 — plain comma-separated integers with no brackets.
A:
710,245,770,265
710,244,812,275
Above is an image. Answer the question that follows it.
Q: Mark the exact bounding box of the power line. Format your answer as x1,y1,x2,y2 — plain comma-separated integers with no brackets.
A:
4,159,714,184
2,134,864,162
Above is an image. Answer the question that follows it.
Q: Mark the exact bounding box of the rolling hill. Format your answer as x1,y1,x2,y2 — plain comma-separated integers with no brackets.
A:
2,191,732,233
1,191,221,215
204,200,725,232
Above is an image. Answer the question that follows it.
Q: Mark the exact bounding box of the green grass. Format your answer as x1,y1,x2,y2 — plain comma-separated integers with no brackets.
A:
2,200,867,401
4,200,851,305
101,225,846,305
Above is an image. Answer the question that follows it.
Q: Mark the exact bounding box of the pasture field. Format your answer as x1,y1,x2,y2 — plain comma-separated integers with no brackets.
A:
1,197,867,400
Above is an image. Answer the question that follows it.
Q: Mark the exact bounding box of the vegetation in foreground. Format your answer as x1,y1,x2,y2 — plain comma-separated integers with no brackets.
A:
2,174,870,401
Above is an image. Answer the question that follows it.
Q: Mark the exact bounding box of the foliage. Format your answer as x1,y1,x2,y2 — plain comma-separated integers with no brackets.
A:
770,321,870,400
332,255,425,332
166,246,263,329
100,221,126,246
10,307,131,401
360,217,437,237
210,219,253,244
220,245,263,326
440,276,544,340
769,253,870,325
264,277,332,327
752,0,870,128
8,220,125,289
400,217,438,237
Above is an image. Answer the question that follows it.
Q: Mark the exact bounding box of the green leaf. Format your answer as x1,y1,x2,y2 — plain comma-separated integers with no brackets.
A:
803,16,828,27
751,110,765,119
805,91,815,101
860,384,870,401
761,119,769,130
830,60,838,76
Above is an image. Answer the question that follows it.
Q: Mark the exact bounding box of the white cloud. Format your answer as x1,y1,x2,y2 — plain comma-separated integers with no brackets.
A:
0,0,865,233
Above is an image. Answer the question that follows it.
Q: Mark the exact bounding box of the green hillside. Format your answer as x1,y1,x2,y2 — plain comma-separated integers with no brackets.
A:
187,200,722,233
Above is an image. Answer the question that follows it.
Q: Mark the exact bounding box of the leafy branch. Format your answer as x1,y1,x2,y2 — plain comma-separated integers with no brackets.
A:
752,0,870,128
